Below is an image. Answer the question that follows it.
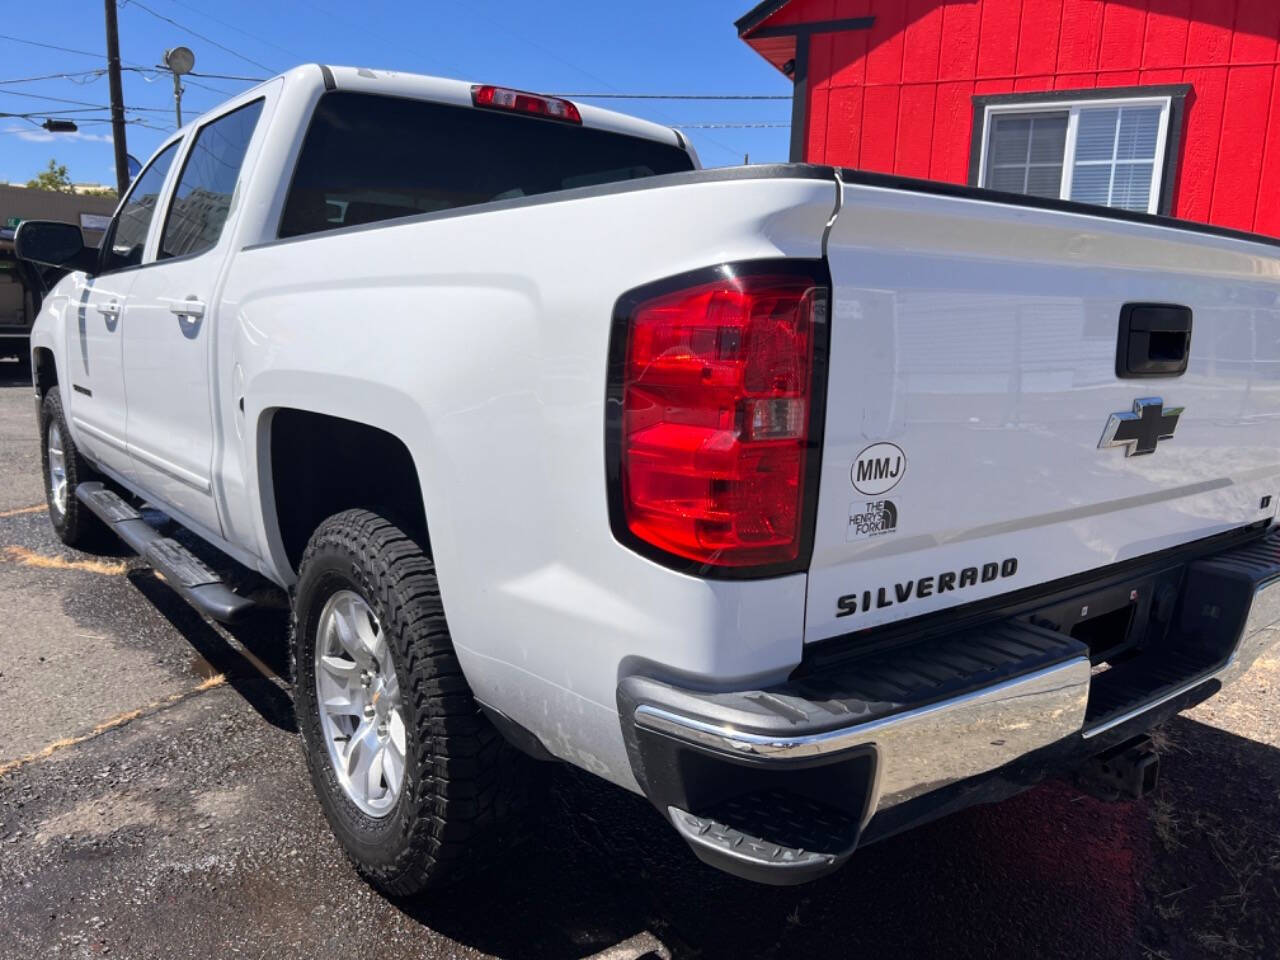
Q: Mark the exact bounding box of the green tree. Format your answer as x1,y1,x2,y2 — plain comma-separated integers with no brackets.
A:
25,159,75,193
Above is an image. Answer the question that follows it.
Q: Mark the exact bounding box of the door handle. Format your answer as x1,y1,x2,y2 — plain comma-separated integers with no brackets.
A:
96,300,120,317
170,298,206,319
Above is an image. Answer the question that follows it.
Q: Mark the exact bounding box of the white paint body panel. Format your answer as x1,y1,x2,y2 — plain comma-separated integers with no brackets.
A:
227,174,835,786
27,65,1280,794
62,271,137,478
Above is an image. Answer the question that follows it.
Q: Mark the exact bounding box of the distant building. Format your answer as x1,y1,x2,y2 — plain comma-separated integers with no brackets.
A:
738,0,1280,236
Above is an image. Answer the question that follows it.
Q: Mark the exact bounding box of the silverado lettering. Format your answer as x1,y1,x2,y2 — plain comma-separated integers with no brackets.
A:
835,557,1019,617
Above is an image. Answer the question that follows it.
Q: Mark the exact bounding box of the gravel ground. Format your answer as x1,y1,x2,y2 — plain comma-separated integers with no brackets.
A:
1,361,1278,959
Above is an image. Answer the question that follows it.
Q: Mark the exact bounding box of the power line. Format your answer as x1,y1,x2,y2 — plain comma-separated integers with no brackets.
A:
175,75,234,98
457,1,745,160
560,93,791,101
0,89,176,114
0,70,106,86
675,122,789,129
1,107,119,118
0,31,150,73
119,0,278,74
0,67,235,108
0,25,787,145
0,87,787,126
464,3,618,96
0,31,246,102
159,0,307,62
301,0,467,78
0,33,105,60
2,114,167,125
0,89,108,109
130,118,177,133
189,70,266,82
120,66,235,98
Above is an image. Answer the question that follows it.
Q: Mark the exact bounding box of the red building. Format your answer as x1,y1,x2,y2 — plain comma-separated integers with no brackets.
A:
737,0,1280,236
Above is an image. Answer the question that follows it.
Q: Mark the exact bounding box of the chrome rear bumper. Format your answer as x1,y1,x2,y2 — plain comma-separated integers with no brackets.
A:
636,656,1093,814
619,526,1280,885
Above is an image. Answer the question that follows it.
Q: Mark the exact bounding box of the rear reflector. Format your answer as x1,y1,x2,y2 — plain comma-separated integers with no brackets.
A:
471,84,582,124
611,265,827,571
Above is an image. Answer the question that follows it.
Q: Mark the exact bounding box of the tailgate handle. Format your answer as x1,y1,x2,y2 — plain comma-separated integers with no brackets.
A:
1117,303,1192,379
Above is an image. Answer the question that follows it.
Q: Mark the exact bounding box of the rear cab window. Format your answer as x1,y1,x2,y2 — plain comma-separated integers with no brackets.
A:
279,91,694,239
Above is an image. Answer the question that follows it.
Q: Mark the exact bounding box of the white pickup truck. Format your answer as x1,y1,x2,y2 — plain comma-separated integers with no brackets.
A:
17,64,1280,890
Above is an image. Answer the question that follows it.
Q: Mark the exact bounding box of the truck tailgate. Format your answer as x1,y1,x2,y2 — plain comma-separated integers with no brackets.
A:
807,178,1280,643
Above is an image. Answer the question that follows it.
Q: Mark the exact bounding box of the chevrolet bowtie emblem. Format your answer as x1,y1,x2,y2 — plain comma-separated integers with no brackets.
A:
1099,398,1183,457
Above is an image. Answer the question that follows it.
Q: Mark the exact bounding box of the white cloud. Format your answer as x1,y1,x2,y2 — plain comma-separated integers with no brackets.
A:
3,124,113,144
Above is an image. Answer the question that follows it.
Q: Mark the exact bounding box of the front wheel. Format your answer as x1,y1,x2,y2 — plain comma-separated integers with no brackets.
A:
292,509,531,893
39,389,107,549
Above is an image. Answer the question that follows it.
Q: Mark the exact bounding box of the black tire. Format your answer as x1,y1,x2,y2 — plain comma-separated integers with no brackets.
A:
292,509,531,894
39,389,108,549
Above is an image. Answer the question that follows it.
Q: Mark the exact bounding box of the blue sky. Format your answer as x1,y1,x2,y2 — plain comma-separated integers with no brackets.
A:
1,0,792,186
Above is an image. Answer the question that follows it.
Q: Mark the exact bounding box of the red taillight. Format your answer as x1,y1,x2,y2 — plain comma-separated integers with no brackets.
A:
471,84,582,124
614,268,826,570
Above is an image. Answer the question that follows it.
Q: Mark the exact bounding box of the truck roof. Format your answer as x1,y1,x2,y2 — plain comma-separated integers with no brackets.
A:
217,64,691,160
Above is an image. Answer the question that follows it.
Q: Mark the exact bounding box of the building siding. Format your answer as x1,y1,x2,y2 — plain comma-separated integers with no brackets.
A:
778,0,1280,235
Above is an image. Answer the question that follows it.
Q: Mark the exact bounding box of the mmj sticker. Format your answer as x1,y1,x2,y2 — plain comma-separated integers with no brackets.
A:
851,442,905,496
848,499,898,541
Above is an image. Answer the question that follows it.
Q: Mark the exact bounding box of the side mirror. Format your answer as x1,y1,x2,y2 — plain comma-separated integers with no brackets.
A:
14,220,98,276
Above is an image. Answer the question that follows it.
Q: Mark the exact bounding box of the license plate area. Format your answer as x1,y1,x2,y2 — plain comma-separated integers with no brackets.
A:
1019,567,1182,666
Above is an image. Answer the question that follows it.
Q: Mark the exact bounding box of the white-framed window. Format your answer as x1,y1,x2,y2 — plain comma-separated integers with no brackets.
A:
977,95,1173,214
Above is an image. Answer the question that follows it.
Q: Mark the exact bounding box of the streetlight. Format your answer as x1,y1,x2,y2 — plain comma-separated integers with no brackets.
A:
162,46,195,127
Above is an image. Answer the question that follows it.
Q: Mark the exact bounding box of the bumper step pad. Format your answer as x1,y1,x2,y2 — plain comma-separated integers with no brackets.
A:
669,791,861,885
625,620,1086,746
76,482,255,623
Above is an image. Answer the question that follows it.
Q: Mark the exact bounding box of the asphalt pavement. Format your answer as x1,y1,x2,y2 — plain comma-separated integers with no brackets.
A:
2,358,1279,959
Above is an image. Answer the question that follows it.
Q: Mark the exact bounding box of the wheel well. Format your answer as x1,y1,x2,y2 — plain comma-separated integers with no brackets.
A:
33,348,56,396
269,409,430,572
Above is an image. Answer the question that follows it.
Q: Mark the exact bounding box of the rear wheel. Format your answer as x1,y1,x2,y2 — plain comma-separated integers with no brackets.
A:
292,509,531,893
39,389,107,549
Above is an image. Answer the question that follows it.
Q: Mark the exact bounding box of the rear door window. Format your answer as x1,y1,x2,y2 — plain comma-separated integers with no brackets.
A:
160,99,264,259
279,91,694,238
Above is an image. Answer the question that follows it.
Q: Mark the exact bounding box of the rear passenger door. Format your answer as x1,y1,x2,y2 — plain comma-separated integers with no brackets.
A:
121,98,264,539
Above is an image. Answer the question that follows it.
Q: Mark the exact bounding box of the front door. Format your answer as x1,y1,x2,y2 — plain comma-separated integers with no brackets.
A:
122,99,264,539
64,141,179,477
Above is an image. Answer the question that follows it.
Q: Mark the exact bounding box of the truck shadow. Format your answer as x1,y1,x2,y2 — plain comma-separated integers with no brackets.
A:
126,569,296,733
393,715,1280,960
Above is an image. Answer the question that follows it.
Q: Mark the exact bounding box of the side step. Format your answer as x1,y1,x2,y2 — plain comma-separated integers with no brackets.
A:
76,482,255,624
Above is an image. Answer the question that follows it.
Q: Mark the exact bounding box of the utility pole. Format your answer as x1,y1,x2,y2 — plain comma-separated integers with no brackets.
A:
104,0,130,195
